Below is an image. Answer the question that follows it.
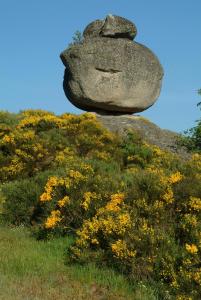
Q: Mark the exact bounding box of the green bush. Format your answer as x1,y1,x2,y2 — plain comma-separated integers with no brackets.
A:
178,90,201,153
1,109,201,299
1,168,67,225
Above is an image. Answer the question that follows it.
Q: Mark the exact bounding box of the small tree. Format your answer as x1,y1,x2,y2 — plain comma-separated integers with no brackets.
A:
68,30,83,48
179,90,201,152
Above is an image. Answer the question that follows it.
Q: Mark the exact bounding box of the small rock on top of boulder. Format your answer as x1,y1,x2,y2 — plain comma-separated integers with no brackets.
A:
83,15,137,40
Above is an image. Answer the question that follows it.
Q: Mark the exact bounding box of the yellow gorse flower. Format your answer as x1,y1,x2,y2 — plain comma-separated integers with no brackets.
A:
91,238,99,245
189,196,201,211
169,172,183,184
40,176,61,202
183,214,197,227
105,193,125,212
185,243,198,254
111,239,136,259
2,134,15,144
81,192,97,211
192,269,201,285
176,296,193,300
58,196,70,208
75,193,131,250
69,170,86,183
163,187,174,204
45,210,62,229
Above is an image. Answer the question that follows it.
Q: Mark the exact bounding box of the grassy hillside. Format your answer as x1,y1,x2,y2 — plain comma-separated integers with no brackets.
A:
0,225,141,300
0,110,201,299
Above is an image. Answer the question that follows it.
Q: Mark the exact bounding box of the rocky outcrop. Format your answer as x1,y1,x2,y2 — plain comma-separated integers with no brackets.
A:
96,114,189,158
60,15,164,114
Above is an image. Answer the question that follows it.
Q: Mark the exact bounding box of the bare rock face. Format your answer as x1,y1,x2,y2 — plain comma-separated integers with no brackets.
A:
60,15,164,114
95,114,190,159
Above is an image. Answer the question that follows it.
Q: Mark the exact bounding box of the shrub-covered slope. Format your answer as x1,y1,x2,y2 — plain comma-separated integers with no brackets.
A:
0,110,201,299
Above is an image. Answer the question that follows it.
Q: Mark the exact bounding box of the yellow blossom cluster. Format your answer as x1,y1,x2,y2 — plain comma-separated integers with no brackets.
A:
183,214,198,227
44,210,62,229
2,134,15,144
1,157,25,178
81,192,98,211
40,176,60,202
73,193,133,257
104,193,125,212
192,269,201,285
0,110,118,182
17,113,74,129
55,147,75,164
21,130,35,140
92,150,110,161
75,209,132,249
168,171,183,184
140,219,155,238
176,295,193,300
185,243,198,254
189,196,201,211
111,239,136,259
162,187,174,204
68,170,86,184
58,196,70,208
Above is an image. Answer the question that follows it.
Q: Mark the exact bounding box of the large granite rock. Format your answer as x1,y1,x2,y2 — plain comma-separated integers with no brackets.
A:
60,15,164,114
95,114,190,158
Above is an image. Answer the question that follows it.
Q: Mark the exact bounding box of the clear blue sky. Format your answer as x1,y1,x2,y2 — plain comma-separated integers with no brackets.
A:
0,0,201,132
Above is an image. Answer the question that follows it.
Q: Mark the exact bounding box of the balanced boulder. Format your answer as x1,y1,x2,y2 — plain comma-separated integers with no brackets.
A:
60,15,164,114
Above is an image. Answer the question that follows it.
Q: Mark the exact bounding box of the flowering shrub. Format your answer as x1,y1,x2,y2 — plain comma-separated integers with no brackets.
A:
1,110,201,299
38,156,201,298
0,110,119,182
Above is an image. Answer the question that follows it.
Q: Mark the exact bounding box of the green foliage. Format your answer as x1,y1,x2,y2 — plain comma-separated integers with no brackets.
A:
0,111,19,127
72,30,83,44
1,169,63,225
121,131,154,167
178,90,201,153
1,109,201,299
68,30,83,47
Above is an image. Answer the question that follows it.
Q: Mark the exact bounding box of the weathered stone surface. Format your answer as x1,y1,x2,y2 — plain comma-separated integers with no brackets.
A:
83,19,103,39
60,15,164,114
83,15,137,40
95,114,190,158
